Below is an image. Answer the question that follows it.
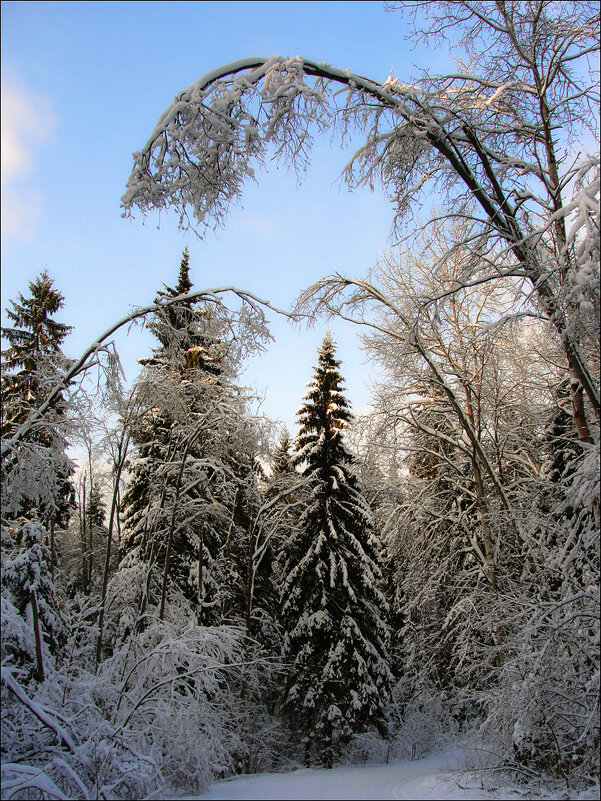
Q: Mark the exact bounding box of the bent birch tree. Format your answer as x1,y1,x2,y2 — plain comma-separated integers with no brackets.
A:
121,2,600,440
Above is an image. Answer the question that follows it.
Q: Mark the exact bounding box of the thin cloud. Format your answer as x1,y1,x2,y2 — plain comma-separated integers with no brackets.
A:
1,76,56,241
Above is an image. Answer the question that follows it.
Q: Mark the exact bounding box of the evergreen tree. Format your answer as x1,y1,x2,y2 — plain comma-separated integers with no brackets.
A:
536,378,596,586
280,333,391,767
78,477,108,594
175,245,192,295
2,521,61,676
266,428,309,602
541,379,582,493
270,429,295,483
118,251,264,629
86,480,107,530
1,270,75,529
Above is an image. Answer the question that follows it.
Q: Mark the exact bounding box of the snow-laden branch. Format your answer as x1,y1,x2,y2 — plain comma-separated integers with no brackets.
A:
1,763,72,801
296,273,528,537
1,287,295,458
1,667,76,753
121,54,600,419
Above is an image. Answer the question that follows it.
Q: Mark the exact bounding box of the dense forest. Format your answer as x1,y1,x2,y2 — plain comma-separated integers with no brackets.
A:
2,2,599,799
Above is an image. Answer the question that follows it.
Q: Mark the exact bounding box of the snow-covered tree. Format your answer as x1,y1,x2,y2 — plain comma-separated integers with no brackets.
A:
262,428,305,583
0,266,296,798
109,0,597,786
1,271,75,531
1,521,61,681
269,430,295,489
280,334,391,767
74,472,109,595
117,251,269,633
121,1,599,444
335,236,599,779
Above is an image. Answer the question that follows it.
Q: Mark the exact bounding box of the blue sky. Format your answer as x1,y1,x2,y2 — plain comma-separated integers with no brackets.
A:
1,1,451,434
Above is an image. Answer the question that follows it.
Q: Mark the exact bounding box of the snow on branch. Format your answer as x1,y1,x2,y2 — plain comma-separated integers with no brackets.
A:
120,54,571,238
1,287,296,458
1,763,72,801
1,667,76,753
121,50,599,416
121,56,439,233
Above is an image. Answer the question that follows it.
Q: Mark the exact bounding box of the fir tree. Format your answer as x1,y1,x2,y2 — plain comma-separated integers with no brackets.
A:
541,379,582,490
2,521,61,676
119,251,263,628
78,478,108,594
271,429,295,481
175,245,192,295
280,333,391,767
536,378,595,586
267,428,308,597
1,270,75,529
265,429,301,517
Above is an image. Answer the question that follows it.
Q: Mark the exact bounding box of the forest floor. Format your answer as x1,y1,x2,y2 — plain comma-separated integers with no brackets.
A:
172,747,599,800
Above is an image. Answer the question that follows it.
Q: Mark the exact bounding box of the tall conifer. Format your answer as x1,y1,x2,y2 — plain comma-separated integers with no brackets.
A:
280,333,391,767
1,271,74,528
119,251,262,628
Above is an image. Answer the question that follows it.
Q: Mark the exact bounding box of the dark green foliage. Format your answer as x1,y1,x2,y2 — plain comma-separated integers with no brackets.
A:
86,480,107,529
270,429,295,483
280,334,391,766
541,380,582,490
265,428,304,577
1,270,71,391
119,251,263,627
537,378,597,588
140,248,222,376
1,271,74,528
2,521,61,663
176,246,193,295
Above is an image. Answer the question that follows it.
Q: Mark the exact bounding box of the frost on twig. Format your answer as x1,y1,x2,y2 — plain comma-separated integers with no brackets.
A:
1,286,294,458
121,45,599,417
122,57,332,233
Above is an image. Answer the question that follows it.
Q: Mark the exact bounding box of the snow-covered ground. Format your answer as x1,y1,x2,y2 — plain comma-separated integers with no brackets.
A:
174,749,516,800
173,748,601,801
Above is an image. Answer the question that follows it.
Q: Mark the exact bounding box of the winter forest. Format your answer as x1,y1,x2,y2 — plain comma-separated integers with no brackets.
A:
1,2,599,799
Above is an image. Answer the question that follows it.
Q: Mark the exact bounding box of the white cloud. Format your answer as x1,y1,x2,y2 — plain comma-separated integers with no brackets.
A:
1,76,56,242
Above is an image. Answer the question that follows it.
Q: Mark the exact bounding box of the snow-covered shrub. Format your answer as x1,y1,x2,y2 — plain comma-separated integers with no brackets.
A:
478,447,600,791
340,731,389,765
99,620,249,792
1,608,278,799
101,558,151,652
385,682,461,762
0,595,39,677
222,646,291,776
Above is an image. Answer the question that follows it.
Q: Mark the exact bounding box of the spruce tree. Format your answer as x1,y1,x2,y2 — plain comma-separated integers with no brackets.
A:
280,333,391,767
271,429,295,482
265,429,300,515
2,521,61,675
1,270,74,529
118,251,263,628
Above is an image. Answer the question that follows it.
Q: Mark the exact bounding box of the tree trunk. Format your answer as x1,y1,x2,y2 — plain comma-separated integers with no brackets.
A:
471,457,505,666
197,527,204,627
80,477,88,593
158,528,173,621
245,524,257,638
571,379,594,445
30,590,44,682
49,516,56,581
96,433,129,665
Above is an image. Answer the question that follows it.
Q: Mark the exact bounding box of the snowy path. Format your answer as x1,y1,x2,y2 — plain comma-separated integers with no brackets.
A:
175,750,502,800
